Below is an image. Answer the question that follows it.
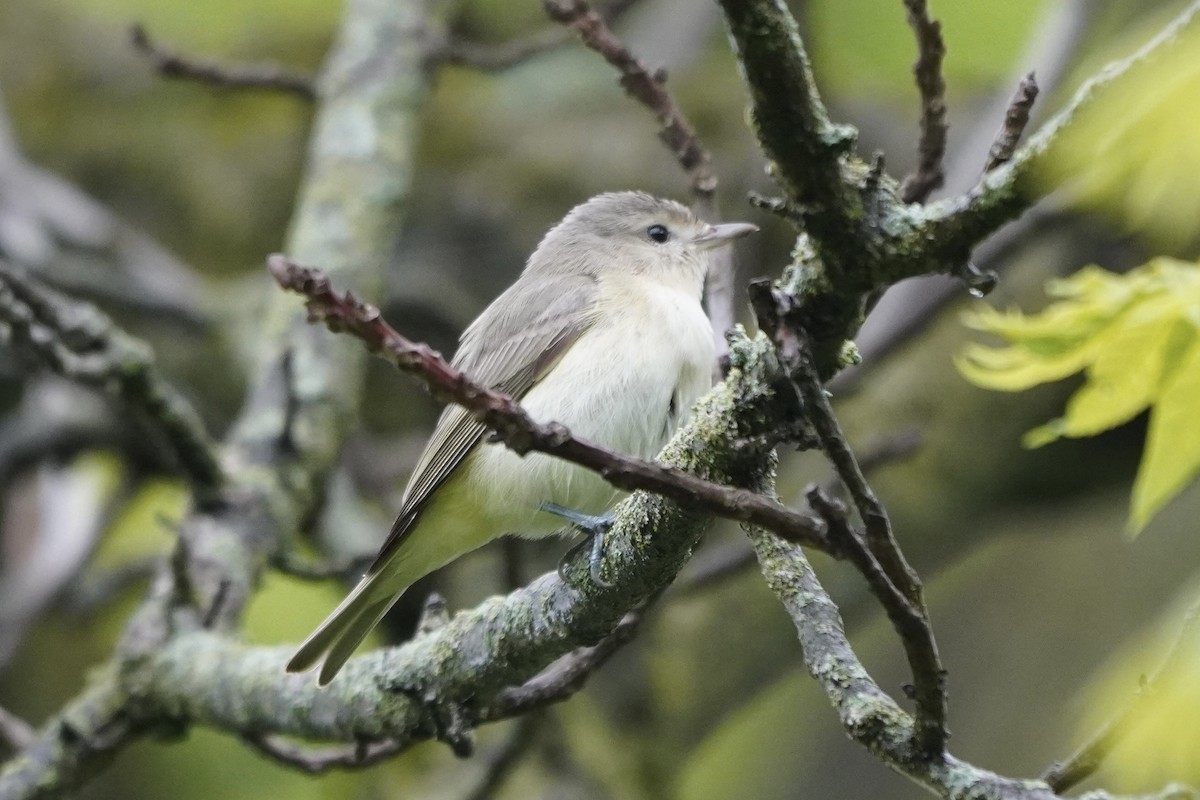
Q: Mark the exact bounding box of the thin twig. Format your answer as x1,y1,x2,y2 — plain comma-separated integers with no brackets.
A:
242,734,406,774
1042,601,1200,793
984,73,1039,172
542,0,737,368
267,255,829,551
899,0,949,203
680,429,923,596
438,27,575,71
484,604,647,719
543,0,715,199
130,25,315,100
0,263,224,497
435,0,642,72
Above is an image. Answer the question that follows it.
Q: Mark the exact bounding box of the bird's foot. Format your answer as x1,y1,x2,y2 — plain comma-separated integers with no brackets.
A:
540,502,615,588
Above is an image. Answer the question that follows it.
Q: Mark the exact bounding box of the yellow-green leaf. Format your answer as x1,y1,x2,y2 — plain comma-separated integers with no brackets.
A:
1039,20,1200,250
1131,327,1200,531
959,257,1200,533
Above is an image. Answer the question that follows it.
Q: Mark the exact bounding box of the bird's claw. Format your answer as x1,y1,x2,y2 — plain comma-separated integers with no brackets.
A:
541,502,615,588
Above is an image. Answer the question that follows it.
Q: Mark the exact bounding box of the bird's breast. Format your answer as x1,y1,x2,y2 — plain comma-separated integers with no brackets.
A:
463,276,714,537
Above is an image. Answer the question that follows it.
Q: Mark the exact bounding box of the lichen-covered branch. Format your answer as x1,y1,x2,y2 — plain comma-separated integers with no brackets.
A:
0,0,431,796
115,334,780,756
749,530,1196,800
718,0,1200,377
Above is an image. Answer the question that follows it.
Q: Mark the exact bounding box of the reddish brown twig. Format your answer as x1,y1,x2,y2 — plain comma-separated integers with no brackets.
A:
267,254,827,550
543,0,715,199
130,25,315,100
984,73,1039,172
899,0,949,203
541,0,737,366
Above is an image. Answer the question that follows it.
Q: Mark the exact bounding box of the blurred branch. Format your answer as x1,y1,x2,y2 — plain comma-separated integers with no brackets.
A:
541,0,738,369
436,26,574,71
0,706,34,754
433,0,642,72
1042,601,1200,793
898,0,948,203
268,254,830,550
0,94,211,330
270,549,374,582
983,73,1039,172
0,0,434,794
130,25,316,101
61,557,160,616
461,714,543,800
0,264,223,497
242,734,405,774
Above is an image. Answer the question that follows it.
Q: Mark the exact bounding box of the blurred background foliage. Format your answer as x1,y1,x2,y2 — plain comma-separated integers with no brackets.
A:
1,0,1200,798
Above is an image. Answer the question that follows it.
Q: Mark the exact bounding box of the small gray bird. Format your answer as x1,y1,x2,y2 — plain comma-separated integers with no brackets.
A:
288,191,757,684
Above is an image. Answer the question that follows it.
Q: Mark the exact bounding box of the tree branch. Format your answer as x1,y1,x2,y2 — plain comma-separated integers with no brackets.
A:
432,0,643,72
0,0,433,795
0,706,35,754
130,25,316,100
241,734,405,774
750,279,946,756
899,0,949,203
925,0,1200,265
0,262,223,497
983,73,1039,172
542,0,739,369
103,333,781,757
267,254,829,551
748,530,1197,800
483,604,648,720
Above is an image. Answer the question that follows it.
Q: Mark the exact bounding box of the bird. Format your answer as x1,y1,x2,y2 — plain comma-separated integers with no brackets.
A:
287,191,757,684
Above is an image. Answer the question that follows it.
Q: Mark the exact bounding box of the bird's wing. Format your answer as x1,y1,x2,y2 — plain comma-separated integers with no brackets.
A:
367,272,598,571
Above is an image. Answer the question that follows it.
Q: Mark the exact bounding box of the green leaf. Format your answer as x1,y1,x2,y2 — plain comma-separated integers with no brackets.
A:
959,257,1200,533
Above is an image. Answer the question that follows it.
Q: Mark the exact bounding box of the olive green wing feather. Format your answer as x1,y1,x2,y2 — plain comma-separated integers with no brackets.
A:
367,273,598,571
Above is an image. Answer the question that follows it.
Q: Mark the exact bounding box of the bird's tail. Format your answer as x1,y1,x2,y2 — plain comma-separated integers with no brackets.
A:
286,572,401,685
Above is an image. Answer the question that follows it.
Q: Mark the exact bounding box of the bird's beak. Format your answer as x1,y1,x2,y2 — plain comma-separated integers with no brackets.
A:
693,221,759,250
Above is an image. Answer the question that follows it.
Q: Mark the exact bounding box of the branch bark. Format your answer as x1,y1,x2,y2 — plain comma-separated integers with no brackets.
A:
0,0,431,794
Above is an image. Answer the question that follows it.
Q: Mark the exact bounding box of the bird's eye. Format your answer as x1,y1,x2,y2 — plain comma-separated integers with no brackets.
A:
647,224,670,243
